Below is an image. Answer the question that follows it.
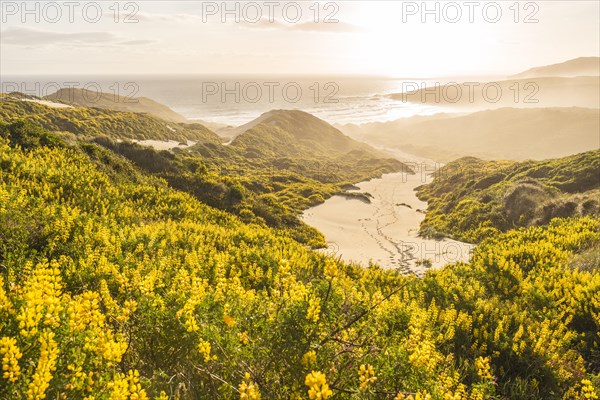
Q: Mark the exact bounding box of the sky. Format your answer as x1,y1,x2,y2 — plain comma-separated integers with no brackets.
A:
1,0,599,77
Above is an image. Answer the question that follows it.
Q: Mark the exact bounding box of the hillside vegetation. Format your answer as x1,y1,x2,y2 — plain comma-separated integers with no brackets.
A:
0,97,219,143
0,121,599,399
0,101,407,246
45,88,190,123
90,110,406,246
207,110,404,180
416,150,600,242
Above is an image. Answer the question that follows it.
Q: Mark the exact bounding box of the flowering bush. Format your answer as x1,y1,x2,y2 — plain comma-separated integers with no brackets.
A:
0,123,598,399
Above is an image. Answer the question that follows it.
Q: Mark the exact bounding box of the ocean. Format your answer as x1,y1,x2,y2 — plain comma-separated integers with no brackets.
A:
0,75,467,127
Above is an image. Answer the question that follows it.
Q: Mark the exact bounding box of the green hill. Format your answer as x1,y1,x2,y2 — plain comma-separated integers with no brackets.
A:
0,95,220,143
416,150,600,242
0,120,599,399
221,110,405,185
44,88,231,132
230,110,387,160
45,87,189,123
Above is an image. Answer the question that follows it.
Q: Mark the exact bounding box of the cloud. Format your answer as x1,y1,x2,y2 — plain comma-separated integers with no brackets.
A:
291,21,361,32
1,27,117,46
119,39,156,46
241,19,360,33
134,12,199,22
1,27,157,49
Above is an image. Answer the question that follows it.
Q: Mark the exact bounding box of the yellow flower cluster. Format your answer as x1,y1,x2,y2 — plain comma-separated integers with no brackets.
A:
198,339,216,363
395,391,432,400
408,338,440,374
0,336,22,382
358,364,376,392
108,370,148,400
224,314,236,327
17,261,64,337
239,372,261,400
238,331,250,345
302,350,317,368
68,291,104,331
27,330,59,400
66,290,128,365
580,379,598,400
443,387,467,400
306,297,321,323
305,371,332,399
175,277,208,333
474,356,493,381
273,260,309,305
323,259,338,278
0,275,13,317
155,391,169,400
98,338,128,365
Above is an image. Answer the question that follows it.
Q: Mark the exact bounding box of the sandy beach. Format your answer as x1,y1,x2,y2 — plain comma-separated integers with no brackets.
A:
132,139,197,151
301,153,474,276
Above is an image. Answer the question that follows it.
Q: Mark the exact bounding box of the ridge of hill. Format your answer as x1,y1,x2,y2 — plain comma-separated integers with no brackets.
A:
45,87,189,123
0,95,221,143
510,56,600,78
338,107,600,162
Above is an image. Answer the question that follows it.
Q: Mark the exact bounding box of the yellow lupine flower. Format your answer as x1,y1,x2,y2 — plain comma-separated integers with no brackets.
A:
358,364,377,392
239,372,261,400
198,339,216,362
100,339,128,364
155,391,169,400
238,331,250,346
0,336,22,382
395,391,432,400
17,261,64,337
27,330,59,400
68,291,105,332
108,370,148,400
323,259,338,278
224,314,236,327
302,350,317,368
305,371,332,399
0,275,14,316
580,379,598,400
474,356,493,381
408,339,440,374
306,297,321,324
